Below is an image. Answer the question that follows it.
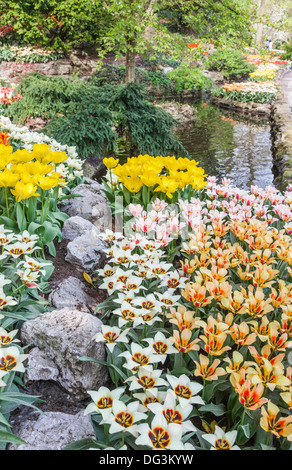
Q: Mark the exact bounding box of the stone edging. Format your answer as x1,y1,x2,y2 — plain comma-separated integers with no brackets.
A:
211,95,271,118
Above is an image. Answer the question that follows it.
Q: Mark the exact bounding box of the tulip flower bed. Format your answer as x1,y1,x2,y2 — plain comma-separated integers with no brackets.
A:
78,159,292,451
0,45,64,64
212,81,278,104
0,115,84,447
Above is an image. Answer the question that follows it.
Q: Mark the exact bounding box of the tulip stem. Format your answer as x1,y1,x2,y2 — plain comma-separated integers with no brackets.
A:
241,408,246,426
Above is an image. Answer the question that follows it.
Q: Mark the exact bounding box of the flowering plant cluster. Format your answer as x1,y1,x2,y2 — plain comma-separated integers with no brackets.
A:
0,112,85,446
0,114,84,257
82,175,292,450
246,55,288,67
0,45,63,64
213,80,278,104
0,116,83,192
0,224,54,445
102,155,207,213
0,86,22,107
249,68,276,82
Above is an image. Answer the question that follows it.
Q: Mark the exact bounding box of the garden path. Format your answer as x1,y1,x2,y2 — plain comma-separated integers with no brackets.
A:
281,70,292,115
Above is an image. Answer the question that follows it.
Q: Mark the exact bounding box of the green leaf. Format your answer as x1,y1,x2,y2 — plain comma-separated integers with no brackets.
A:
0,430,26,445
62,438,105,450
16,204,27,232
237,424,251,445
198,403,226,417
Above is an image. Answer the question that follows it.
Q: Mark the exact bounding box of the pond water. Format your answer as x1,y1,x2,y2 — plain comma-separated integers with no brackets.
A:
111,99,277,192
174,101,276,191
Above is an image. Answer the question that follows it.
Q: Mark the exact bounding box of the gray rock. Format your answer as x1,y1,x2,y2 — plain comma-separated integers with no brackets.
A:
62,181,112,231
65,230,107,272
21,308,108,399
24,347,59,383
9,410,95,450
62,216,100,241
49,276,97,312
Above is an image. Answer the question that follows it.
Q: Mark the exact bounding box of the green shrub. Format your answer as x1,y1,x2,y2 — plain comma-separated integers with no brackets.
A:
280,40,292,60
0,0,110,50
10,73,187,159
168,63,212,93
207,49,255,80
91,64,176,93
7,73,83,122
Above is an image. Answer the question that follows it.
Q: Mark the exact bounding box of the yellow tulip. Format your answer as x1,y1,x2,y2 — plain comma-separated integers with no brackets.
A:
103,157,119,169
11,181,40,201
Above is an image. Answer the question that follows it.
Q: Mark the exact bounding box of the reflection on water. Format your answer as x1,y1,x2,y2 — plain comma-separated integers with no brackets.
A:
174,102,275,191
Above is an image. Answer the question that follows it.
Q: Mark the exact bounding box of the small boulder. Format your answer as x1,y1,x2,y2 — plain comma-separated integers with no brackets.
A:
49,276,97,312
9,410,95,450
62,216,100,241
62,181,112,232
65,230,108,272
21,308,108,399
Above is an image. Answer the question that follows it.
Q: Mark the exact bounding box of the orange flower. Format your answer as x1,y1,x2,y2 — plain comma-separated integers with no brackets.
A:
229,322,257,347
205,279,232,301
240,286,273,318
220,291,245,314
235,377,268,410
169,329,200,354
200,332,231,357
260,402,292,440
166,306,197,332
224,351,244,374
246,357,290,391
194,354,226,381
181,282,212,308
180,259,196,275
263,323,292,352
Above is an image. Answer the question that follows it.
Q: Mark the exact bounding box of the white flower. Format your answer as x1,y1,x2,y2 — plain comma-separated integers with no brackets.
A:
142,332,178,362
166,374,204,408
0,290,17,309
156,290,181,307
119,344,162,371
0,346,28,373
92,326,130,353
126,365,168,391
0,327,20,346
133,389,167,409
147,390,196,433
112,300,142,328
135,413,185,450
101,400,147,435
84,386,125,417
202,426,240,450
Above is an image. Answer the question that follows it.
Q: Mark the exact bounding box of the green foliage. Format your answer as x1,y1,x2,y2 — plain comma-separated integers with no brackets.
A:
0,0,109,50
92,64,176,93
103,82,188,157
280,40,292,60
168,63,212,93
6,73,83,122
45,88,117,160
207,49,255,80
12,73,187,158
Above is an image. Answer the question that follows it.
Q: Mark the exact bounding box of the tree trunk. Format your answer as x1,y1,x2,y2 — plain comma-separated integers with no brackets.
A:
255,0,267,46
126,40,136,83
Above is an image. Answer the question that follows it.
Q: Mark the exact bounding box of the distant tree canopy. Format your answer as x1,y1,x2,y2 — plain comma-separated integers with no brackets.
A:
0,0,111,50
0,0,259,81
